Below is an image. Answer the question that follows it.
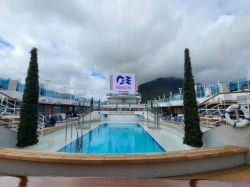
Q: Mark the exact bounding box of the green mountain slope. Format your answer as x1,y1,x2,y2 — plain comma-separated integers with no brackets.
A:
138,77,183,103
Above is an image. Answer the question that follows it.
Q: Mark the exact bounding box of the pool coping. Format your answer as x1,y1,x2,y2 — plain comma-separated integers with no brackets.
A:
0,145,248,164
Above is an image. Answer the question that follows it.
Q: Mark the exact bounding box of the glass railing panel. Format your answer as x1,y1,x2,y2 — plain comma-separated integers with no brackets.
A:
239,78,248,90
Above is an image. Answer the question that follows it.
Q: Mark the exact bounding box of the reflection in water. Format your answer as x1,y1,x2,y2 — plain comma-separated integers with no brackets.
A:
17,176,28,187
189,179,197,187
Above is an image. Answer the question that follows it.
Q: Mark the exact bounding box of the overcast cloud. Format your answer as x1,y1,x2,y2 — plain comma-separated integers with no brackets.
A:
0,0,250,101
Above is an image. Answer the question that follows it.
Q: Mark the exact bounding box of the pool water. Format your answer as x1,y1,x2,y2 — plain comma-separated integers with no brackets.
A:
58,123,165,154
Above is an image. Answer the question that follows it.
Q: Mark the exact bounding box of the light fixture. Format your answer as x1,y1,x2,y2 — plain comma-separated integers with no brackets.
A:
179,88,182,95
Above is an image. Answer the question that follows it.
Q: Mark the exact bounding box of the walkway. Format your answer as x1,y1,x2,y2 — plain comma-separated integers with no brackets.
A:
0,177,249,187
0,165,250,186
168,164,250,181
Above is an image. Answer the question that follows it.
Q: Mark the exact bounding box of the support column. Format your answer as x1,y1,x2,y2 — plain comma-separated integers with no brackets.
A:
51,105,55,115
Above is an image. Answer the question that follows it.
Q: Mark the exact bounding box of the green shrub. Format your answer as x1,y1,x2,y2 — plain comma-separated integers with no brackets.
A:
16,47,39,147
183,48,203,147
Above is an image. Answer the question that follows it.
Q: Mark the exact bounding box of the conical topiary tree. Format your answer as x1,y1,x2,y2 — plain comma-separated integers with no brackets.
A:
183,48,203,147
16,47,39,147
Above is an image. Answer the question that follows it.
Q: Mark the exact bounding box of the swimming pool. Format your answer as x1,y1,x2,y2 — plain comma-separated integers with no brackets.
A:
57,123,165,154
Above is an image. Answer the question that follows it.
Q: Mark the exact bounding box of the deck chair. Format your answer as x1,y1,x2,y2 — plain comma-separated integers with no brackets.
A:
53,115,60,124
167,115,172,122
66,114,70,119
66,113,73,122
171,116,178,123
162,115,168,121
176,116,183,124
65,114,69,119
45,115,50,126
58,114,64,123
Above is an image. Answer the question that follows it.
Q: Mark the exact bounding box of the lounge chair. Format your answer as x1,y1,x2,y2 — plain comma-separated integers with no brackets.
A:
176,116,183,124
66,114,70,119
65,114,69,119
171,116,178,123
167,115,172,122
45,115,50,127
162,115,168,122
66,113,74,122
58,114,64,123
53,115,60,124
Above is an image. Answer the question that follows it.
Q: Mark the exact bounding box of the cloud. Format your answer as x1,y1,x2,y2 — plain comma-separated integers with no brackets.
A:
0,0,250,100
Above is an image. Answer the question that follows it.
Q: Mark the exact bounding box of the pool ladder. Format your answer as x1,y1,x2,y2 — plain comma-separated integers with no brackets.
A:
147,107,161,129
65,117,81,140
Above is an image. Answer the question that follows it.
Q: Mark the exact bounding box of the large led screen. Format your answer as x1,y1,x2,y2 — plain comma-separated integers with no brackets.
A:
112,73,135,91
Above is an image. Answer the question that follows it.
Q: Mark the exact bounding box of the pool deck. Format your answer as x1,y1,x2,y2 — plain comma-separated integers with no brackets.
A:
168,164,250,181
0,177,249,187
0,145,248,164
1,164,250,180
0,118,249,179
40,118,100,134
1,165,250,187
0,145,248,177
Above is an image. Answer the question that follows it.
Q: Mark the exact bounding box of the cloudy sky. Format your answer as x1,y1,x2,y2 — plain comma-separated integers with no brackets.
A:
1,0,250,101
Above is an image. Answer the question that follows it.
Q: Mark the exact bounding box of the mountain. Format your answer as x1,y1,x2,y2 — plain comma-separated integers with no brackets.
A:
138,77,184,103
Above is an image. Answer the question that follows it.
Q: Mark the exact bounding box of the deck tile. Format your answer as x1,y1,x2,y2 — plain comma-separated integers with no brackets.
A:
165,152,187,161
219,148,234,156
39,153,65,162
183,151,205,160
0,148,12,158
167,164,250,182
3,150,34,160
82,154,105,164
60,153,86,164
228,146,249,154
145,153,168,163
104,154,126,164
125,154,147,164
21,152,48,161
199,150,220,158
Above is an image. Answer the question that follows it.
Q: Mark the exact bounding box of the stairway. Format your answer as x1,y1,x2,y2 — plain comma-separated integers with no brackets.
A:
0,91,45,140
198,98,227,128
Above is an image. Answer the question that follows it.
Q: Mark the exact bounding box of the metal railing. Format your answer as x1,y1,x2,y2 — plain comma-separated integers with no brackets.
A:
0,92,21,129
65,117,80,141
146,104,161,129
0,91,44,140
64,104,95,142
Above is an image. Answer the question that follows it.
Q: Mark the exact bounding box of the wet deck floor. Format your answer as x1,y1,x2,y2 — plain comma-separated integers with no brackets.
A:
0,177,250,187
1,165,250,187
166,164,250,181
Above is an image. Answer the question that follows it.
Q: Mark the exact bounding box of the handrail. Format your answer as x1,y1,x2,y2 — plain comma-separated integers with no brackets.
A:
0,92,43,140
0,94,21,130
38,114,45,141
0,96,8,116
198,103,225,117
198,93,220,106
198,90,250,106
0,91,21,103
65,117,79,141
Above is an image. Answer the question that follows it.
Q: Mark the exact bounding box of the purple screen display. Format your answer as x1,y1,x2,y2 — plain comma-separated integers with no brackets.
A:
112,73,135,91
